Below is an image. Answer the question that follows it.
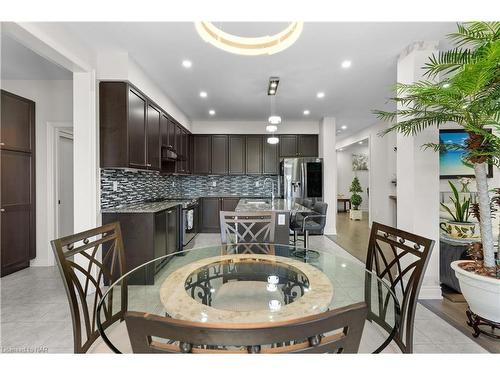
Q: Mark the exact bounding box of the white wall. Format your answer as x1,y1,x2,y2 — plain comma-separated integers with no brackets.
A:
97,52,191,130
336,122,396,227
191,120,319,134
337,143,369,211
1,79,73,266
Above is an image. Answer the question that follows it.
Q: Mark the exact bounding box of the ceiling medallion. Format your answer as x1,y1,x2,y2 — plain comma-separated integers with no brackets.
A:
195,22,304,56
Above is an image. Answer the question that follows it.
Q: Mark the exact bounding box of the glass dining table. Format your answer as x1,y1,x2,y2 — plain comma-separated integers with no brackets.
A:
97,244,401,353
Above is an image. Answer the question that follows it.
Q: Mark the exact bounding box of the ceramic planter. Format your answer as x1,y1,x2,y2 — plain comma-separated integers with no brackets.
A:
451,260,500,322
440,221,477,239
349,209,362,221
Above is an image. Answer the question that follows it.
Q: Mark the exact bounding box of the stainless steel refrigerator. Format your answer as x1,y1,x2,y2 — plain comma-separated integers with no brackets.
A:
279,157,324,201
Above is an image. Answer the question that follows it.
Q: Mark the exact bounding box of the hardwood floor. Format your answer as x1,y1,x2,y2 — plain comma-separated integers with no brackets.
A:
327,211,370,263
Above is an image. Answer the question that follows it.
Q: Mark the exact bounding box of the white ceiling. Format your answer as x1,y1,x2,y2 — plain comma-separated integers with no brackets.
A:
28,22,457,136
1,33,72,80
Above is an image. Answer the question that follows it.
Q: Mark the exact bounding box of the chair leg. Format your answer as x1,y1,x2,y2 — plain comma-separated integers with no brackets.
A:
304,230,309,249
292,230,319,260
293,230,297,245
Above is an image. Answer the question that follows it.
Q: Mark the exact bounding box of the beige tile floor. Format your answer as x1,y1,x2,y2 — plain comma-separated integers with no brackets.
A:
0,233,488,354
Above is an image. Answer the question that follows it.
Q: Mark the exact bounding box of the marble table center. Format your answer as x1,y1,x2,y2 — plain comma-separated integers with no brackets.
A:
159,254,334,324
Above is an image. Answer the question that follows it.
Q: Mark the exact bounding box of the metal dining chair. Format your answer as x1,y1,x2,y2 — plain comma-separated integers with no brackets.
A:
124,302,368,353
291,202,328,259
365,222,434,353
219,211,276,254
50,222,128,353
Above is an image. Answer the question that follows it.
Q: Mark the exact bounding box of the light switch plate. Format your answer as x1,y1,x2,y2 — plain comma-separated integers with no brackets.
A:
278,214,285,225
212,181,217,187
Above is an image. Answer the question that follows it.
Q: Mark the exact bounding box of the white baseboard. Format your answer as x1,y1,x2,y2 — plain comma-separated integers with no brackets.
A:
418,285,443,300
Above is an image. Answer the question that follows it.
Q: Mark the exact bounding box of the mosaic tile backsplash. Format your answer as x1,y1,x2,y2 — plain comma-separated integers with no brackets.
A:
101,169,278,209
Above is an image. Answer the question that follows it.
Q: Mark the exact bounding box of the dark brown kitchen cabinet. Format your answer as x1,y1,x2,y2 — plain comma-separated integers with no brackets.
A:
221,197,240,211
183,130,191,174
1,90,36,276
100,81,190,172
228,135,245,175
102,206,180,285
146,104,161,170
128,88,148,168
192,135,212,174
176,124,186,173
211,135,228,175
263,138,279,175
279,135,298,157
200,197,221,232
245,135,263,174
298,135,318,157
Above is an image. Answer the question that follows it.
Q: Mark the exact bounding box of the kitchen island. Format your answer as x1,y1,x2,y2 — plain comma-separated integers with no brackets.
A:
235,198,311,245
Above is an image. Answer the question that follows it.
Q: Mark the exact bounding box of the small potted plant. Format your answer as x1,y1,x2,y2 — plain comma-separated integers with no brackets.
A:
440,181,477,239
349,176,363,221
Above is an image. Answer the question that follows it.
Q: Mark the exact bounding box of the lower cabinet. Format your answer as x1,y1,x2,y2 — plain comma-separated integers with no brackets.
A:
200,197,221,233
102,206,180,285
200,197,241,233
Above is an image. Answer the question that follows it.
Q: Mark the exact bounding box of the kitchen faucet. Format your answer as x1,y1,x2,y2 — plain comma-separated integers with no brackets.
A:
264,178,275,201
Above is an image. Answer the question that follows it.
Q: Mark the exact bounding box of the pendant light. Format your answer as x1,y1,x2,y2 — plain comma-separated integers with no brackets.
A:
266,91,280,144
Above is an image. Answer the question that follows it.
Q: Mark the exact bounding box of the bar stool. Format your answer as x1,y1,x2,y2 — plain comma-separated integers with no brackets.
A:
290,202,328,259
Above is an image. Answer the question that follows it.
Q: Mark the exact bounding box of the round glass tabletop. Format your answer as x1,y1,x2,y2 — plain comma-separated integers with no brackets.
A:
97,244,401,353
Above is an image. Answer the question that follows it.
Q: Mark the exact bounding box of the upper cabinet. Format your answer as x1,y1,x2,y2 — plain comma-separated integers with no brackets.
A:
279,135,298,157
278,134,318,158
146,104,161,171
228,135,245,175
245,135,263,174
192,135,212,174
211,135,229,175
263,138,279,175
99,81,191,172
297,135,318,157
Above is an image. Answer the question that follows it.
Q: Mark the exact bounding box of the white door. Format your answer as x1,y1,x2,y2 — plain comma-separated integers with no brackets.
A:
57,133,74,237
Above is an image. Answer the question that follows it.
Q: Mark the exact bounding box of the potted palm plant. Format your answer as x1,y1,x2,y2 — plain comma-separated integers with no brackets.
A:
440,181,476,239
374,22,500,325
349,176,363,220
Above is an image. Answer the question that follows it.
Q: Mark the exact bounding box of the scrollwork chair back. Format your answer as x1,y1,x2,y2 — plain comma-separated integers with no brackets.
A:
51,222,128,353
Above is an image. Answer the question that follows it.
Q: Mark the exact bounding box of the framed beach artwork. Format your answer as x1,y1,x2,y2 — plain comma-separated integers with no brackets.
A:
439,129,493,179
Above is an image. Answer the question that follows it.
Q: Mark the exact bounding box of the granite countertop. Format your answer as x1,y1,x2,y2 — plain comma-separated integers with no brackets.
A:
101,200,185,214
235,198,310,212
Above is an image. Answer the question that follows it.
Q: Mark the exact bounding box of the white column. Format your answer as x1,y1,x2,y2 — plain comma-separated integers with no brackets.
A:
319,117,337,235
397,42,441,299
73,71,99,233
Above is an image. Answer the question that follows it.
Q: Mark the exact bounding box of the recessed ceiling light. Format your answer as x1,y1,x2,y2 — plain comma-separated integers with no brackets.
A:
341,125,347,130
341,60,352,69
358,141,363,145
339,148,344,151
199,91,208,98
303,110,310,115
209,109,215,116
182,60,192,68
316,92,325,99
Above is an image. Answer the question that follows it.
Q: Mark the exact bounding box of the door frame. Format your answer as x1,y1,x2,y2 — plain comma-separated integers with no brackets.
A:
47,122,73,265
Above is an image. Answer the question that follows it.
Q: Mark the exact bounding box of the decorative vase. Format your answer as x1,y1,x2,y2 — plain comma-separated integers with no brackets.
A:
440,221,477,239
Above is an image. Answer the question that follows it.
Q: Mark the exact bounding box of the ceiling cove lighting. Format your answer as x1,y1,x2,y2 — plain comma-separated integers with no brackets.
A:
195,22,304,56
266,125,278,133
267,136,279,144
303,110,310,115
341,60,352,68
182,60,192,68
209,109,216,116
199,91,208,98
268,77,280,96
316,92,325,99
